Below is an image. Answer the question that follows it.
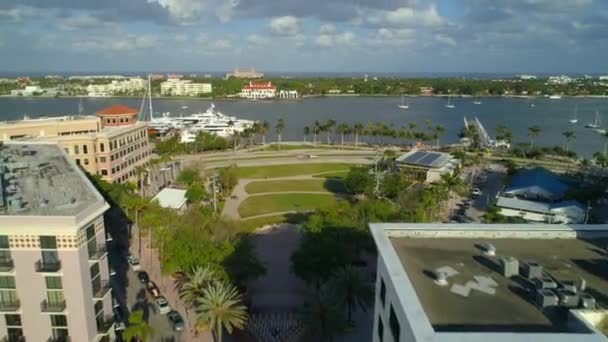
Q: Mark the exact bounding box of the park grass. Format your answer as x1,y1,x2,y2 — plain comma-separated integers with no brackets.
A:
245,179,346,194
312,170,350,179
238,193,337,218
234,163,352,178
241,212,309,231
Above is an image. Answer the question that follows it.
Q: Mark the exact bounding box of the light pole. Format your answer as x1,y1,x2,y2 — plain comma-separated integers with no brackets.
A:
374,149,380,195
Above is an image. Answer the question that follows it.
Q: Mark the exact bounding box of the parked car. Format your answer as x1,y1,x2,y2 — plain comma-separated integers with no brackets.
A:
155,296,171,315
128,255,142,272
471,188,482,196
167,311,185,331
146,281,160,298
137,271,149,284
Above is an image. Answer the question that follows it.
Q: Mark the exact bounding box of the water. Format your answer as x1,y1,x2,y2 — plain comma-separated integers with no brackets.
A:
1,96,608,157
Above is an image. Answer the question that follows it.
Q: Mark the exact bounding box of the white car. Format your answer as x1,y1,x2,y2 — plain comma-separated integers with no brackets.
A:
155,296,171,315
471,188,482,196
128,255,142,272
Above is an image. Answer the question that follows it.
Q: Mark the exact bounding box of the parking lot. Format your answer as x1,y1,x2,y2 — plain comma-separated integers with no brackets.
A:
451,164,507,222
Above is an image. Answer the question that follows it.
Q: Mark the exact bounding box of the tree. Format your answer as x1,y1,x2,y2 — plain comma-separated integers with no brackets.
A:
303,126,310,143
300,284,347,341
259,120,270,145
218,167,238,195
275,117,285,150
495,124,513,143
353,122,363,148
434,125,445,147
336,123,350,146
324,119,336,144
195,282,247,342
439,172,462,197
562,130,575,152
123,310,155,342
313,120,322,146
177,266,218,309
379,173,409,199
177,167,201,186
344,166,374,195
185,183,207,203
123,195,149,257
527,125,542,148
329,266,373,324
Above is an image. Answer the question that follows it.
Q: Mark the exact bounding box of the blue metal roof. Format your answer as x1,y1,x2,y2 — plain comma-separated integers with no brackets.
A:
504,167,569,200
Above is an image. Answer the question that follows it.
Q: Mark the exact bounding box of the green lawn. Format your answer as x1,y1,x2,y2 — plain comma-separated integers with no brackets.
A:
245,179,346,194
234,163,352,178
240,212,309,231
238,193,337,218
312,170,350,179
260,144,370,152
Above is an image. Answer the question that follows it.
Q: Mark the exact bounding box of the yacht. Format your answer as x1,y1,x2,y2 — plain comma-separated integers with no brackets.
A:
445,95,455,109
569,105,578,124
398,95,409,109
585,111,601,129
473,98,482,105
549,95,562,99
179,103,255,143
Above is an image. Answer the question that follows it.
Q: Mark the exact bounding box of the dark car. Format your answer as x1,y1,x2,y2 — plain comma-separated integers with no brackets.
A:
167,311,185,332
137,271,149,284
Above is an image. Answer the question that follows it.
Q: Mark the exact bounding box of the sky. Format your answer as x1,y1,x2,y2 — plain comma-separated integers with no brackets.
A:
0,0,607,74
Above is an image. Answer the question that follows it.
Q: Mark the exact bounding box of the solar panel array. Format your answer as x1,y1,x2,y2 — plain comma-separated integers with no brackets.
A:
403,151,443,167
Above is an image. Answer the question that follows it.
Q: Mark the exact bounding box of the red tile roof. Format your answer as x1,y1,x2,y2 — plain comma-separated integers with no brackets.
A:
243,81,276,90
96,104,139,116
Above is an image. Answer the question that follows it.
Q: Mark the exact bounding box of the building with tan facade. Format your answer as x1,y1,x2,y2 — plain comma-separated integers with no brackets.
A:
0,141,113,342
0,105,151,184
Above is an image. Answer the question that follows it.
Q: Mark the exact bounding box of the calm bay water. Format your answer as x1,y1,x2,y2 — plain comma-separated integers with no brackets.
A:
1,96,608,157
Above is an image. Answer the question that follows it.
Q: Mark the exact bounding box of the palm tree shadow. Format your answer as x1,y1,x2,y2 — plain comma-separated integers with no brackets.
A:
132,288,154,322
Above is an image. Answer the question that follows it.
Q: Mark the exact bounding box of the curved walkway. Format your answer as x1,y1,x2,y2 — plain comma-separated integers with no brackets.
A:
222,174,346,220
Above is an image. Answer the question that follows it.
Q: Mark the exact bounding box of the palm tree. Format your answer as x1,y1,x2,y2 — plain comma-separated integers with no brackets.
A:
329,266,373,325
303,126,310,143
353,122,363,148
177,265,218,307
313,120,322,146
527,125,541,148
439,172,461,198
300,284,346,341
134,165,148,197
336,123,350,146
562,130,575,152
260,120,270,145
123,310,155,342
195,282,247,342
123,195,149,257
324,119,336,145
435,125,445,147
603,131,608,156
275,117,285,150
250,122,261,146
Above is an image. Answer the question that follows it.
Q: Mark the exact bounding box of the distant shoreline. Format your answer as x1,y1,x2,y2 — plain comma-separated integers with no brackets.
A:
1,94,607,101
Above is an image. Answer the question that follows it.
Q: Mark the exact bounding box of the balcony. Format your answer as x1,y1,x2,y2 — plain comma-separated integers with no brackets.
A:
0,300,20,312
40,300,66,313
92,280,112,300
96,315,115,334
0,258,14,272
35,260,61,273
1,336,26,342
88,244,108,262
46,337,70,342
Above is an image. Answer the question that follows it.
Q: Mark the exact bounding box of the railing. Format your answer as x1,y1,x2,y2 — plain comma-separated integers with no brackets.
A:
96,315,115,334
0,300,20,312
1,336,26,342
40,300,66,313
46,337,70,342
92,280,112,299
35,260,61,273
0,258,14,272
88,244,108,261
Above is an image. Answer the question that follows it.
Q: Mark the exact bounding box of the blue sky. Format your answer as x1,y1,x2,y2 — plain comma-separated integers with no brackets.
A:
0,0,607,73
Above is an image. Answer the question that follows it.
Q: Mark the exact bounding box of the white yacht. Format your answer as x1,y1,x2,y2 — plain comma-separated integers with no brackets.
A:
569,105,578,124
445,95,455,109
179,103,255,143
398,95,409,109
549,95,562,99
585,111,601,129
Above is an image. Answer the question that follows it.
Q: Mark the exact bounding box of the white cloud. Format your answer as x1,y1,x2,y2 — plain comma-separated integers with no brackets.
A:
319,23,336,34
148,0,239,22
366,4,445,28
73,34,160,52
269,16,302,36
434,33,457,47
315,31,355,48
246,34,271,46
59,13,104,31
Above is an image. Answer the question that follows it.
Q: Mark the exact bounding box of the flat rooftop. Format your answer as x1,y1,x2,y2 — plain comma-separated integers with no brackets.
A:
395,150,454,168
390,236,608,333
0,142,100,216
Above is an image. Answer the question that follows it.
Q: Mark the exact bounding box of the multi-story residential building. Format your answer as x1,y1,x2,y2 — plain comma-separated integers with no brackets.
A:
86,78,146,97
160,79,212,96
0,105,151,184
239,81,276,99
0,141,114,342
224,68,264,79
370,223,608,342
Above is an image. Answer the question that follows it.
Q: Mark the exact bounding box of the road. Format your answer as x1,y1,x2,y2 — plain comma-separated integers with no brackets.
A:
466,164,507,221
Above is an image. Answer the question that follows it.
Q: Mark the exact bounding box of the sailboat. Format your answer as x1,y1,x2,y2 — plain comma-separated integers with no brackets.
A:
473,98,482,105
585,111,600,129
445,95,455,109
569,105,578,124
398,95,409,109
78,98,84,115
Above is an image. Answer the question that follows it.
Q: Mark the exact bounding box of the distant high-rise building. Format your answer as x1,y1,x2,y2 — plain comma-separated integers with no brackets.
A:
225,68,264,79
0,141,113,342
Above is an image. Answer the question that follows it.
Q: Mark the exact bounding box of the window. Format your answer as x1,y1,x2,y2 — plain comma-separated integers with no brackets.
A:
7,328,23,341
380,278,386,307
46,290,64,305
83,145,88,154
101,169,108,176
378,316,384,342
90,263,100,280
389,306,400,342
100,156,106,163
84,158,89,165
45,276,63,289
42,250,59,264
40,236,57,249
86,225,95,240
73,145,79,154
75,158,80,166
0,236,8,249
5,314,21,326
0,276,16,289
100,143,105,152
51,315,67,327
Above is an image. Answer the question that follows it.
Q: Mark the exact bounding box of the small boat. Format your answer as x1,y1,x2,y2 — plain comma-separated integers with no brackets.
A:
445,95,455,109
473,98,482,105
549,95,562,99
530,104,535,107
593,128,606,135
569,105,578,124
398,95,409,109
585,111,601,129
